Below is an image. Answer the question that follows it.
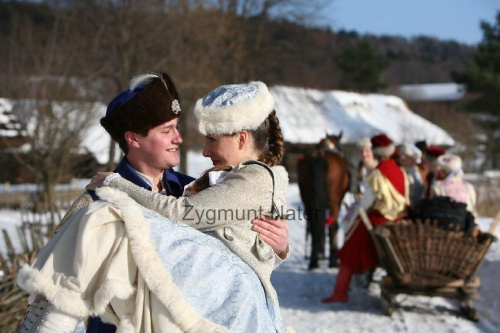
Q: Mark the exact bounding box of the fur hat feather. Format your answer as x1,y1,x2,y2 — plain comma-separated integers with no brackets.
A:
129,73,160,91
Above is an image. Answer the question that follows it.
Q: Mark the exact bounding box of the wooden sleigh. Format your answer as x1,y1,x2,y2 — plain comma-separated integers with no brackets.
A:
359,208,500,321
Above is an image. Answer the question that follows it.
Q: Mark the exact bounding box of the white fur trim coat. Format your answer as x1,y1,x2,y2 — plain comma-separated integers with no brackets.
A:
18,188,230,333
106,161,289,307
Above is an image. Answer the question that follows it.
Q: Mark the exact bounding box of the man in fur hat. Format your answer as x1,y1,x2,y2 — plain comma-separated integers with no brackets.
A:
56,72,289,333
397,143,425,208
422,145,446,198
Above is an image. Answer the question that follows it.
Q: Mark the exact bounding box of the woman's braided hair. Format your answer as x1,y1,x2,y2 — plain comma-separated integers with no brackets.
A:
252,110,284,167
186,110,284,195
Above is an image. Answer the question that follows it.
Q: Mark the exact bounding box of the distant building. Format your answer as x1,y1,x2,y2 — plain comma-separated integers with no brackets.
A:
0,99,27,150
1,87,458,182
398,83,466,102
270,86,455,145
0,98,103,183
269,86,455,180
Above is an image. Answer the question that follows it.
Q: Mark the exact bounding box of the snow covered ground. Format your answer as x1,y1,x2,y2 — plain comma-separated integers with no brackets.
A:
273,184,500,333
1,181,498,332
1,80,496,332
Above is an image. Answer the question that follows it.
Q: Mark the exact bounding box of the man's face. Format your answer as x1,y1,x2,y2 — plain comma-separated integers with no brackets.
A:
133,118,183,173
399,154,416,167
424,157,438,172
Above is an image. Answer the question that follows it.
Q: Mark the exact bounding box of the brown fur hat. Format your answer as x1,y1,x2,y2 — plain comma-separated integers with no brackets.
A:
101,72,181,150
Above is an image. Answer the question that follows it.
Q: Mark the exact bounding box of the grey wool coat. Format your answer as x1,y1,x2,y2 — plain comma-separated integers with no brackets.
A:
107,160,289,307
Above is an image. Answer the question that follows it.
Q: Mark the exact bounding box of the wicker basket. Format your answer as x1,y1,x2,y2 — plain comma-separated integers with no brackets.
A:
372,220,497,286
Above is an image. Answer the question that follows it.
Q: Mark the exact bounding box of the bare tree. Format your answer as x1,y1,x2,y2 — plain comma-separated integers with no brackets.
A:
63,0,224,170
4,0,332,179
6,6,102,226
72,0,254,170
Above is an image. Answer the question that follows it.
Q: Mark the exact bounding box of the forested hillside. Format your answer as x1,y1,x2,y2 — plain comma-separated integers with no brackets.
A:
2,0,495,171
0,1,475,97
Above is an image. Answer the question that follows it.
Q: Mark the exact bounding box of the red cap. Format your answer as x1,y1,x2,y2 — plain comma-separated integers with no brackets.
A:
426,145,445,158
371,134,395,157
371,134,393,148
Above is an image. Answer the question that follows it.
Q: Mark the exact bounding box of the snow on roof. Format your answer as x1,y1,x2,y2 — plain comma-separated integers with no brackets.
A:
32,101,119,165
0,97,117,164
270,86,455,146
79,105,122,165
398,83,466,102
2,85,456,165
0,98,26,138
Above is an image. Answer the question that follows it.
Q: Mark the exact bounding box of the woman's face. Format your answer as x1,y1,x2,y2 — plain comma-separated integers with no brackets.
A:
359,147,374,165
203,134,245,166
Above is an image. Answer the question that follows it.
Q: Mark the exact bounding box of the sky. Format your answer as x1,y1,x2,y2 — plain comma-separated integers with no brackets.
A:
322,0,499,45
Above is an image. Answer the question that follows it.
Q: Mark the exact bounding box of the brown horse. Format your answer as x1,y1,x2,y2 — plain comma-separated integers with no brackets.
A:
297,133,350,269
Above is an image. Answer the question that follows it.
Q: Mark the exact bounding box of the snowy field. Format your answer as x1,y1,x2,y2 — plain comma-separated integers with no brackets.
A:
0,181,499,332
274,184,500,333
2,79,498,332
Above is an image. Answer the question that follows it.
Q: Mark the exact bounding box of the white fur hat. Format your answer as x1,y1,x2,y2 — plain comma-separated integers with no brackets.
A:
437,154,462,173
195,81,275,135
397,143,422,164
357,137,372,149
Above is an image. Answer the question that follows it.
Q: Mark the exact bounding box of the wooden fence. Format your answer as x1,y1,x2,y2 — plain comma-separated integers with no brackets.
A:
0,186,83,210
0,185,83,332
0,219,50,332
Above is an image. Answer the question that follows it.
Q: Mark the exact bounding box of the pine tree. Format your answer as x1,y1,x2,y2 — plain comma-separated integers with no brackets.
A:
454,12,500,111
335,40,389,92
453,12,500,168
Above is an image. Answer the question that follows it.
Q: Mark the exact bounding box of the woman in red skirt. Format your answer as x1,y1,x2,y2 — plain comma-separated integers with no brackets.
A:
322,134,410,303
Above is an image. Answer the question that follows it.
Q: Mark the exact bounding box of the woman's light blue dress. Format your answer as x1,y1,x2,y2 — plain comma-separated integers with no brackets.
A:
145,207,285,333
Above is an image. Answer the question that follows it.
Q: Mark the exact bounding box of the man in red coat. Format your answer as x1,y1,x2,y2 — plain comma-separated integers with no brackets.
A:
322,134,409,303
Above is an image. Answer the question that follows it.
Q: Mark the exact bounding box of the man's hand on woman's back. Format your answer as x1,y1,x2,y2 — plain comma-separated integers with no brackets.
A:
252,215,289,259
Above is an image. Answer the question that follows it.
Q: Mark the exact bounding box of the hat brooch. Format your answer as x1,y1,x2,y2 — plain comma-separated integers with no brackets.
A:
172,99,181,114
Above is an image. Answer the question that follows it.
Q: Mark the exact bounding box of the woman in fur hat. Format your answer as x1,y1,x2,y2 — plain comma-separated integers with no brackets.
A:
430,154,478,216
354,137,378,199
423,145,446,198
322,134,409,303
18,80,292,332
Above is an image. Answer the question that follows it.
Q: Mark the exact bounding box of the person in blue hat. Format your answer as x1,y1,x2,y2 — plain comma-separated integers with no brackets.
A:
18,74,291,333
